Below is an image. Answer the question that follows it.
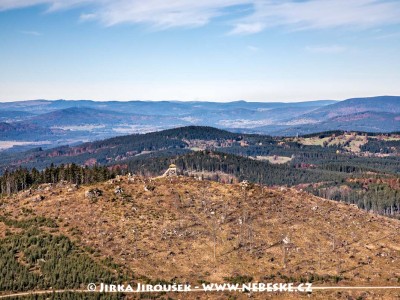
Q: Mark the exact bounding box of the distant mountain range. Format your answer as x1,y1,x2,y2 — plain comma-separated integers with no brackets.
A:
0,96,399,151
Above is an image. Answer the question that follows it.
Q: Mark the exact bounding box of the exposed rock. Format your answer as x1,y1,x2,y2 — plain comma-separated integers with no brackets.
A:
85,188,103,199
240,180,249,190
32,195,45,202
127,173,136,183
22,189,33,197
114,186,123,194
56,180,68,188
67,184,79,192
282,236,291,244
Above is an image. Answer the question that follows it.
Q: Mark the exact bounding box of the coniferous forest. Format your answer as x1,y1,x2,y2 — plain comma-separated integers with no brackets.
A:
0,215,131,293
0,164,116,196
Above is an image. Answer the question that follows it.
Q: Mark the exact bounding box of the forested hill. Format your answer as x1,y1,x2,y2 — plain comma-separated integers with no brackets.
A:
91,125,244,149
126,150,348,186
0,126,270,173
1,126,400,176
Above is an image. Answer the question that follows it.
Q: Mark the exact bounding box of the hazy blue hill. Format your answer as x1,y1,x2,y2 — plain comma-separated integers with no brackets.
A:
294,96,400,122
0,97,398,145
319,111,400,132
176,99,337,110
0,110,34,122
0,122,55,140
24,107,135,126
0,100,55,114
273,111,400,136
0,99,336,115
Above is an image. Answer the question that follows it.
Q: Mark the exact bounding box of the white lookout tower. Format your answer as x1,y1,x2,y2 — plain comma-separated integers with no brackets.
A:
163,164,178,177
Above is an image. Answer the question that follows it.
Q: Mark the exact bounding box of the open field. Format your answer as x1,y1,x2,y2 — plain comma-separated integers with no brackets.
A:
295,133,369,153
0,141,52,151
253,155,293,164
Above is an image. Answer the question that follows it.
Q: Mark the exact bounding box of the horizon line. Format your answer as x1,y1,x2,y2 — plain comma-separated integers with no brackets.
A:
0,95,398,104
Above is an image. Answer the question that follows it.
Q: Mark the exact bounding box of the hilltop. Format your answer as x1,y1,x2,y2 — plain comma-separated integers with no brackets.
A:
1,126,399,221
1,175,399,299
296,96,400,122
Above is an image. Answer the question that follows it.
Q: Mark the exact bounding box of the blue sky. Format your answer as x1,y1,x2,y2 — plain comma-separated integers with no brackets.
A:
1,0,400,102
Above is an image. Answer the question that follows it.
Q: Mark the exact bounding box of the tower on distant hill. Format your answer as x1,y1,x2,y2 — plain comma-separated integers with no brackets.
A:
163,164,178,177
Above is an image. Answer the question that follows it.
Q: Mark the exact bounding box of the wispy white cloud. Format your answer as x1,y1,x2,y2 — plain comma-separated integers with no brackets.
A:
19,30,42,36
247,45,260,52
89,0,252,29
230,22,265,35
2,0,400,34
0,0,93,12
0,0,48,11
230,0,400,34
305,45,347,54
373,31,400,40
79,13,96,21
0,0,252,29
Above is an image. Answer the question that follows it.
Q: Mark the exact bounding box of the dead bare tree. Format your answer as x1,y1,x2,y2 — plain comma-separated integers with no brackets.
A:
132,225,138,259
336,259,343,276
200,183,210,212
331,233,336,251
238,209,248,249
282,244,288,269
174,192,182,211
281,234,291,269
211,213,218,260
318,244,322,271
221,198,229,224
247,215,254,253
